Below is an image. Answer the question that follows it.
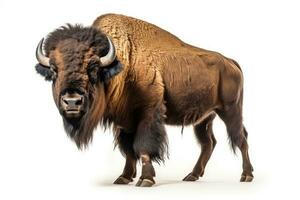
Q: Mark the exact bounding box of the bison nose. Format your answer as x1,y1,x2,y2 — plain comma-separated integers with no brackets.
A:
60,92,84,114
62,96,83,107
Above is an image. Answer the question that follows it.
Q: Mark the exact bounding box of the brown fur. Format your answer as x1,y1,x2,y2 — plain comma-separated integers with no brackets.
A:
93,14,244,147
93,14,238,127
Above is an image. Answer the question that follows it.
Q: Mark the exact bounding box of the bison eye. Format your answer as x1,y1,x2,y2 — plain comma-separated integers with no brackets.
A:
50,64,57,72
87,63,98,70
50,64,57,80
87,63,99,84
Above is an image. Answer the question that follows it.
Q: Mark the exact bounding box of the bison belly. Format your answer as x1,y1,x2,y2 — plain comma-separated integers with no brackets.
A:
162,63,220,125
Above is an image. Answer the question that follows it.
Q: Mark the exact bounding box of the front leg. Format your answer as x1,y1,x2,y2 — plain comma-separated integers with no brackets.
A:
133,107,168,187
114,129,137,184
135,153,156,187
114,154,137,184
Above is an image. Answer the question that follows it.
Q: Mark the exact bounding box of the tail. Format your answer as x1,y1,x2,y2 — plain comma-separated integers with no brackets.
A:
228,125,247,154
218,57,246,153
228,88,246,154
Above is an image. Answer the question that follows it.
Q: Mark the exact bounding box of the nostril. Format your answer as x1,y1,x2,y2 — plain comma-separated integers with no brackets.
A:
75,98,83,106
62,98,69,105
61,93,84,108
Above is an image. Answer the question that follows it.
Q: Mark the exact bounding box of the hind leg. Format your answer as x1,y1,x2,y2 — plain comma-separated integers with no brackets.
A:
183,114,217,181
239,127,254,182
218,104,254,182
113,129,137,184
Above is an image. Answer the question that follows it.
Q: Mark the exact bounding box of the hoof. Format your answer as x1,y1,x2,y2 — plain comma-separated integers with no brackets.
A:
240,174,254,182
183,173,199,181
113,176,132,184
136,178,155,187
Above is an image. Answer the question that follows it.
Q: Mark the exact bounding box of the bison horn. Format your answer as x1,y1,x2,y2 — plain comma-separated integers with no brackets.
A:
36,38,50,67
99,36,116,67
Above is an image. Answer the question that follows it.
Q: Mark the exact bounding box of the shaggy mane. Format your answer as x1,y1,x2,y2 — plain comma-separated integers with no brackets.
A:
44,24,109,57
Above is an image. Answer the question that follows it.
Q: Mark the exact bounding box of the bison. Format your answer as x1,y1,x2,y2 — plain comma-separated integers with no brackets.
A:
35,13,253,187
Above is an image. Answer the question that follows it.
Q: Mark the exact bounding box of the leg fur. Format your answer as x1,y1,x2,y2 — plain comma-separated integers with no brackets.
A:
133,106,168,186
133,106,168,163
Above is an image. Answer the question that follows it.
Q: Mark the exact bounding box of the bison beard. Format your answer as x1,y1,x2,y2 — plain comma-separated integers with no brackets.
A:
62,83,106,149
63,112,93,149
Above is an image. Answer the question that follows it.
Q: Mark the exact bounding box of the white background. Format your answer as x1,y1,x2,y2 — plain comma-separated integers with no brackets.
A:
0,0,299,199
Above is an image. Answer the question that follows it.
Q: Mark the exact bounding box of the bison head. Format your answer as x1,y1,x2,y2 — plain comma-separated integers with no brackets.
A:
35,25,123,148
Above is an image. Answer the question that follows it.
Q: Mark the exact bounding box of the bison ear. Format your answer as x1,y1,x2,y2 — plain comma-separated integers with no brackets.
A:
35,64,54,81
99,59,123,82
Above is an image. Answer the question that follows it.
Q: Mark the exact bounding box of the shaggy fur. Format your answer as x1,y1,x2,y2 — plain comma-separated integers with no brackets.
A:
132,105,169,163
44,24,109,56
114,128,136,157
